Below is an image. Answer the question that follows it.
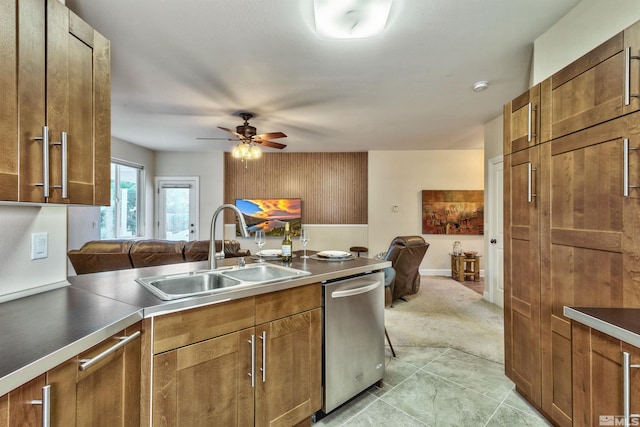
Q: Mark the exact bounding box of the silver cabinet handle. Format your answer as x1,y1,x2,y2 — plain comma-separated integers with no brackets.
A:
331,281,380,298
79,331,141,371
260,330,266,382
527,102,537,142
623,352,640,426
625,47,640,106
52,132,68,198
30,384,51,427
527,162,537,203
248,334,255,387
624,138,638,197
33,126,50,198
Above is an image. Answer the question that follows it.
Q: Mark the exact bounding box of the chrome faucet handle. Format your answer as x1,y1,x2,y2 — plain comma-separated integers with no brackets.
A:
238,257,246,268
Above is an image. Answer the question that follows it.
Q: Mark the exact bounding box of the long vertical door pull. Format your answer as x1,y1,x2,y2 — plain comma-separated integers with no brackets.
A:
625,47,640,106
527,162,537,203
33,126,50,198
623,352,640,426
259,330,266,382
52,132,68,198
248,334,255,387
30,384,51,427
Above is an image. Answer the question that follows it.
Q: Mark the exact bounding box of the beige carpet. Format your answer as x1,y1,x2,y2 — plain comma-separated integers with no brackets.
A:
384,276,504,364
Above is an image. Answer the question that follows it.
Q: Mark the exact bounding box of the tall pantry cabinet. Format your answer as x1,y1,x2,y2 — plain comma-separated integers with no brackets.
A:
504,18,640,427
0,0,110,205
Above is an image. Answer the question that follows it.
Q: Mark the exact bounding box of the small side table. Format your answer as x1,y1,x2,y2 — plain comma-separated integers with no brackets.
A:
450,254,481,282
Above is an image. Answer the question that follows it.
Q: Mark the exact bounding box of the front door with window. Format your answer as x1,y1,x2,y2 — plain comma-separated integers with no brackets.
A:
155,177,199,241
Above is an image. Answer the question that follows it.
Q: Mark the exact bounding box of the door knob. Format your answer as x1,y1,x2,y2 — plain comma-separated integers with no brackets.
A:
490,239,497,244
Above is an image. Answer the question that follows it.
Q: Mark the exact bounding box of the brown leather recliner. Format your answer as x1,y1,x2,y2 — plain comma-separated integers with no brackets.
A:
384,236,430,302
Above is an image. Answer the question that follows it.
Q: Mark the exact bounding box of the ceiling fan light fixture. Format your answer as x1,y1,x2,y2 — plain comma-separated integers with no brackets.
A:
249,144,262,159
313,0,393,39
232,141,261,162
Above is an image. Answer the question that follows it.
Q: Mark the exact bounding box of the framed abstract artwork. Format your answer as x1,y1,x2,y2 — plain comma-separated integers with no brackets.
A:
421,190,484,235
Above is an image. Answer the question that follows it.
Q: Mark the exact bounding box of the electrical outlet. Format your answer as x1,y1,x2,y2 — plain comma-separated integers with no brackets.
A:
31,232,48,260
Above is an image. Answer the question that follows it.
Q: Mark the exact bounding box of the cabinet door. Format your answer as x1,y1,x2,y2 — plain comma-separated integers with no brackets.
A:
0,0,19,201
0,375,47,427
255,308,322,427
504,85,544,155
47,324,141,427
152,328,255,427
572,324,640,427
504,146,542,406
550,24,640,140
17,0,47,202
46,1,111,205
542,113,640,426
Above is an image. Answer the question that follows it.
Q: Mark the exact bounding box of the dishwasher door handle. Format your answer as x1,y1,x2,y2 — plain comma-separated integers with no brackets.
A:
331,281,380,298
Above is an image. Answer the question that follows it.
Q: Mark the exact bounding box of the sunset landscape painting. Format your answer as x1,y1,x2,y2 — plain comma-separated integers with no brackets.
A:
235,198,302,236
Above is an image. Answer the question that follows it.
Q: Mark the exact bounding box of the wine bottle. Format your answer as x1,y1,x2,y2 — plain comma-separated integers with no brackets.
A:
281,222,293,262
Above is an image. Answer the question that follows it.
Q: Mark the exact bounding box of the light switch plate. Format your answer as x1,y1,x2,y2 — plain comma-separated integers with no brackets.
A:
31,232,48,260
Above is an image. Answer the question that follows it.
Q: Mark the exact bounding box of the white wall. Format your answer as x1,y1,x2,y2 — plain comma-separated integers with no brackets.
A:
0,205,68,301
368,150,484,275
154,151,224,240
533,0,640,84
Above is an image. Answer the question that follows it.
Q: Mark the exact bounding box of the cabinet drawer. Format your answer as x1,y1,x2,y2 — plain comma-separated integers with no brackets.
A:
153,297,255,354
256,283,322,324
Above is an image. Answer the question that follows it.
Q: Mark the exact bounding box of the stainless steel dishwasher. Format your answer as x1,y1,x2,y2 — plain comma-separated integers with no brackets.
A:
321,271,385,414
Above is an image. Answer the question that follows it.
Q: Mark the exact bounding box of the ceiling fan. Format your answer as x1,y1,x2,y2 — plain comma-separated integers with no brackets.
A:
197,112,287,149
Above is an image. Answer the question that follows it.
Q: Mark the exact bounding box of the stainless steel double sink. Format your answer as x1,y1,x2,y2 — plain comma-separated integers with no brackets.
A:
136,263,311,300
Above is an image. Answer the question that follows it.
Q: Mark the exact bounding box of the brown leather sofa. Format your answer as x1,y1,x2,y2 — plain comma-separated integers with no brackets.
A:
68,239,250,275
383,236,430,303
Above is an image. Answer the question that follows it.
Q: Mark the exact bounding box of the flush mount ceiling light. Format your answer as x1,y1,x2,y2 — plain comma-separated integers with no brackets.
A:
313,0,393,39
472,80,489,92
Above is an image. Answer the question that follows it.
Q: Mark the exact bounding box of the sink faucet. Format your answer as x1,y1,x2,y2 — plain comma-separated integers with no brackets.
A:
209,204,250,270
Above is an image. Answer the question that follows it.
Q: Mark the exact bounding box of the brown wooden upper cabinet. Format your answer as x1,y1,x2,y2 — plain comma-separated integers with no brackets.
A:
504,84,548,155
0,0,110,205
549,20,640,140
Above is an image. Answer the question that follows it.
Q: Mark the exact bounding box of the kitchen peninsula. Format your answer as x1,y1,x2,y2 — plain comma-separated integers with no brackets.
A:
0,255,390,426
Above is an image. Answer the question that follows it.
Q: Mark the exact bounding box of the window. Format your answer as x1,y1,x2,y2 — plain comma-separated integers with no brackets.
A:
100,161,143,239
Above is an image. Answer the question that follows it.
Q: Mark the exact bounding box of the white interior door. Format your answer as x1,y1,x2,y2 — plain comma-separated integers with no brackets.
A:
487,156,504,307
156,177,199,241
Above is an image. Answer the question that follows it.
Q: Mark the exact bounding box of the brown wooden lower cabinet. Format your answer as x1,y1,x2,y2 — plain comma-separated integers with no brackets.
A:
48,323,142,427
573,322,640,427
152,328,255,426
255,308,322,427
0,375,46,427
147,283,323,426
0,323,141,427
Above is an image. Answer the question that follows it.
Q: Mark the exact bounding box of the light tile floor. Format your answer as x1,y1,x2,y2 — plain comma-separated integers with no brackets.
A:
314,347,552,427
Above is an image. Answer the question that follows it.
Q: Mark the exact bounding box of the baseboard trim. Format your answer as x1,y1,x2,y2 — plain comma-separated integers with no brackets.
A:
420,268,485,277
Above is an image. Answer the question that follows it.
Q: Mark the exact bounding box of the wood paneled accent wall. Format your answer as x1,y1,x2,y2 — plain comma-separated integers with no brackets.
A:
224,152,367,224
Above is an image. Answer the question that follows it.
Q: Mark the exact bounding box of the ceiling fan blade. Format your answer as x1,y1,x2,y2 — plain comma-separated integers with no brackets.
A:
218,126,244,139
255,139,287,149
255,132,287,140
196,137,239,141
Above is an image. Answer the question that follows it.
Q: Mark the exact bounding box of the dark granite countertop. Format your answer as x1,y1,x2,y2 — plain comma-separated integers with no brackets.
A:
0,252,390,396
0,286,142,395
564,306,640,348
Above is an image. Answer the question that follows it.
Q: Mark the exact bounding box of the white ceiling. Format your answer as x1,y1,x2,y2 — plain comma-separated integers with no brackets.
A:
65,0,580,153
